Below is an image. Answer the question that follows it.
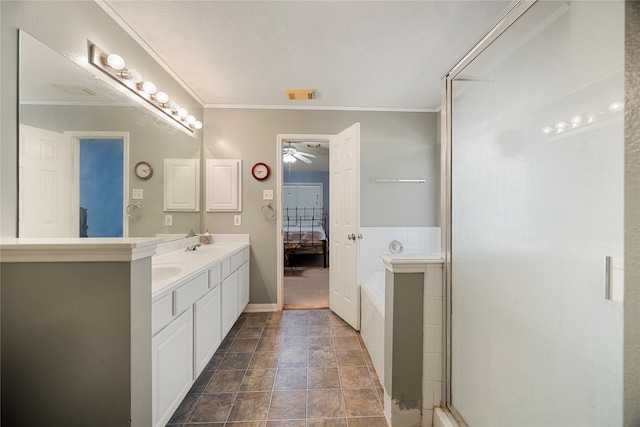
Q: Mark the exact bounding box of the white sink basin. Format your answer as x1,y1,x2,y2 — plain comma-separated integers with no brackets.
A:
152,265,184,282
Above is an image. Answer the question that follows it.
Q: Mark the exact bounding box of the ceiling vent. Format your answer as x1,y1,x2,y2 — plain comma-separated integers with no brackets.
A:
286,89,315,100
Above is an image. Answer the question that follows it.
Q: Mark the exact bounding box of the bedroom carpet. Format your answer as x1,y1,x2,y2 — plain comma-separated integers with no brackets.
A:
284,267,329,310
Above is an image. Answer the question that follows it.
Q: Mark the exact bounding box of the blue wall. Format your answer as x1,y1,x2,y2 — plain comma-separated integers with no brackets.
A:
79,138,123,237
283,170,330,229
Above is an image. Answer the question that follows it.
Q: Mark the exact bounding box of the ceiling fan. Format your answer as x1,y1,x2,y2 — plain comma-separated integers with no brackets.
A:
283,143,316,164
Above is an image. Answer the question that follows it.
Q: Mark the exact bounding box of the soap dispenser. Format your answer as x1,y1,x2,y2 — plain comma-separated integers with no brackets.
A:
200,230,213,245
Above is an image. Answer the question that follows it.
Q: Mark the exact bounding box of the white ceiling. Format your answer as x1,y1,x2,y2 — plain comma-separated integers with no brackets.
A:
102,0,511,111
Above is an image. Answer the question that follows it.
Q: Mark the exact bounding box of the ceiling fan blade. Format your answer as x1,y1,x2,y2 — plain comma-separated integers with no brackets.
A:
296,151,316,158
294,153,312,163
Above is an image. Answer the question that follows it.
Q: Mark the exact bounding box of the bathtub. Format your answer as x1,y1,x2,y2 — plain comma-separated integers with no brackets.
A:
360,269,386,383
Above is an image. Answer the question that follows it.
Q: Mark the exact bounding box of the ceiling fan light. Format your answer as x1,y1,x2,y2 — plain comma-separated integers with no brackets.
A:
283,154,296,163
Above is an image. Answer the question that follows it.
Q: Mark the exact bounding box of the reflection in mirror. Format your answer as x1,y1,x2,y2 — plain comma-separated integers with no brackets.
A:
18,31,201,238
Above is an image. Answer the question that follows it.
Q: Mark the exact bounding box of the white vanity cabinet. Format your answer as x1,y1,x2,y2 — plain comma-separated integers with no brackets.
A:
152,307,193,427
151,239,250,427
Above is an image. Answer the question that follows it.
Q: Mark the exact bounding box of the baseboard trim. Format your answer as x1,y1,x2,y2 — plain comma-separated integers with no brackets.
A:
244,303,279,313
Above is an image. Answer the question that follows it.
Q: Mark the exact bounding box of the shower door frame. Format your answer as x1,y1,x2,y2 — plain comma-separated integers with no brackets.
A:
441,0,539,424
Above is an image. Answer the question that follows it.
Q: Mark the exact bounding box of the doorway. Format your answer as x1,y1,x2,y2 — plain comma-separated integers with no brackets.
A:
280,138,331,309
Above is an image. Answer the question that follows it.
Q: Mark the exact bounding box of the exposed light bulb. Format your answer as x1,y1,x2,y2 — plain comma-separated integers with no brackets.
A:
177,108,189,119
122,69,143,84
186,115,196,124
155,91,169,104
106,53,125,70
166,101,179,112
194,121,203,130
141,81,157,95
608,101,624,112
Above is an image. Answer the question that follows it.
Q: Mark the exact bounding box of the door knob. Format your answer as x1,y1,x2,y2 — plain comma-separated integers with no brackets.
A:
347,233,356,240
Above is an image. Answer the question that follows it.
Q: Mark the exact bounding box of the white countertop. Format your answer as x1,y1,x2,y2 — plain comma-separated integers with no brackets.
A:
0,237,163,262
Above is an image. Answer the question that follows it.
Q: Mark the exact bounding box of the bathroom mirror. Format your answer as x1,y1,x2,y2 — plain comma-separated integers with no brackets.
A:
18,31,201,238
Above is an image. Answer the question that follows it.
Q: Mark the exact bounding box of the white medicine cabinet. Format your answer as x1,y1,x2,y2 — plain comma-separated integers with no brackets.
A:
164,159,200,211
206,159,242,212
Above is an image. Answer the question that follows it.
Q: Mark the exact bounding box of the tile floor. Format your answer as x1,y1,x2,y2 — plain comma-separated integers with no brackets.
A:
167,309,388,427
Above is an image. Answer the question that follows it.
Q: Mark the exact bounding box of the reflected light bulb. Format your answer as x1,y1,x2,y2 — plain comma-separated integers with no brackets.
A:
555,121,569,132
177,108,189,118
570,115,584,126
106,53,125,70
194,121,203,130
155,91,169,104
166,101,178,112
186,115,196,124
541,126,554,135
608,101,624,112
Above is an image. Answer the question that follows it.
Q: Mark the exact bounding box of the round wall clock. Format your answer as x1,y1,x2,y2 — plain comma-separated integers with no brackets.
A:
134,161,153,180
251,162,270,181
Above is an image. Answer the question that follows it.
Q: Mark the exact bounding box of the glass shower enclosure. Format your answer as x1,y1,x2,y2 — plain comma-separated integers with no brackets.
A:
446,1,624,425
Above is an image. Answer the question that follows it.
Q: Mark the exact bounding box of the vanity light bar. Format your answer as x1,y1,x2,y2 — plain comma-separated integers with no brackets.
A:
541,101,623,137
88,43,202,132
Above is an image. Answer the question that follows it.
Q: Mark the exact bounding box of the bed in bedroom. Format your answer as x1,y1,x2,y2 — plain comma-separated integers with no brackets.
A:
283,206,328,270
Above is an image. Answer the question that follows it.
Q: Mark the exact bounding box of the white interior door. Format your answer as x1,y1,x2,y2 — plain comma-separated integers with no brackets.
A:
19,124,77,237
329,123,360,330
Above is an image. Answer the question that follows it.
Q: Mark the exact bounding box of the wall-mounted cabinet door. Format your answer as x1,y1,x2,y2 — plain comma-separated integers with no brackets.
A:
206,159,242,211
164,159,200,211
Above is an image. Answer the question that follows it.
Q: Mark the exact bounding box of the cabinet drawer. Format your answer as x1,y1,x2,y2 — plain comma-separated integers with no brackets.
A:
221,258,232,279
174,272,208,315
152,293,173,335
231,250,246,271
209,263,221,288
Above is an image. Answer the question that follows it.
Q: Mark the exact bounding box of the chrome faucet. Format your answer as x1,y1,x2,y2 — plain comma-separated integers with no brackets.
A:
185,243,201,251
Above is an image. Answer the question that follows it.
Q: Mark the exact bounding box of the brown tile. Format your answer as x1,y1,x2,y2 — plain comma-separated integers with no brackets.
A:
342,389,384,417
266,314,285,327
308,350,337,368
281,336,309,351
249,351,280,369
184,423,225,427
204,369,245,393
204,352,226,371
331,324,356,337
186,393,235,423
309,336,334,351
308,367,340,389
226,422,267,427
237,327,264,339
268,390,307,420
256,337,283,352
262,327,286,337
307,389,345,418
219,352,253,370
266,421,306,427
227,391,271,421
362,350,374,367
243,317,268,327
286,324,310,337
189,369,214,393
347,417,388,427
167,393,199,423
307,419,348,427
275,368,307,390
338,366,374,389
229,338,259,353
369,367,382,387
309,324,332,336
241,369,276,391
376,387,384,402
279,349,308,368
335,350,366,367
333,336,360,351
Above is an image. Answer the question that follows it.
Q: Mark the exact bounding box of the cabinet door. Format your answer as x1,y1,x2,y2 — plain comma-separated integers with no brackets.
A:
206,159,242,211
164,158,200,211
238,262,250,314
194,286,222,378
222,271,238,336
152,308,193,427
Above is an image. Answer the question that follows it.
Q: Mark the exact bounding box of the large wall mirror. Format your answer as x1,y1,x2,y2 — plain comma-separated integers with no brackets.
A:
18,30,201,238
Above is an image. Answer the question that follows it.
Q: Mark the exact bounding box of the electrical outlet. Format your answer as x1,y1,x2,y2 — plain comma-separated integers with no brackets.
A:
263,189,274,200
234,215,241,226
164,215,173,226
132,189,143,200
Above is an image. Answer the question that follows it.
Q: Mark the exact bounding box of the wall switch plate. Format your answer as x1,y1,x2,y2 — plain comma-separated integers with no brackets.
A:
263,189,274,200
234,215,241,226
164,215,173,226
132,189,143,200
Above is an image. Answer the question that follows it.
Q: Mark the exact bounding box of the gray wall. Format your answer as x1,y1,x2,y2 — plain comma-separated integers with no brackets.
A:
203,108,439,304
1,1,203,238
